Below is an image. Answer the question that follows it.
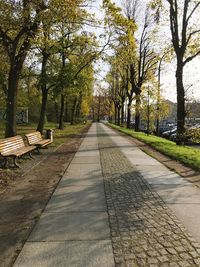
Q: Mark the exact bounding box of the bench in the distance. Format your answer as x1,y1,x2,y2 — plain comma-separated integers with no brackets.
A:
25,131,52,151
0,136,36,168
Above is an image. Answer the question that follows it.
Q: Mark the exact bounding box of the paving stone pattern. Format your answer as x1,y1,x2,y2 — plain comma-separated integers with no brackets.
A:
97,124,200,267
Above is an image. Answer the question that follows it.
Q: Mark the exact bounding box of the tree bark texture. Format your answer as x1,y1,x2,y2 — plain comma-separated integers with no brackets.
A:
37,52,49,133
121,103,124,125
37,89,48,133
71,99,77,125
126,102,131,129
176,61,186,143
135,94,141,132
114,104,117,124
117,106,121,126
58,94,65,129
5,65,21,137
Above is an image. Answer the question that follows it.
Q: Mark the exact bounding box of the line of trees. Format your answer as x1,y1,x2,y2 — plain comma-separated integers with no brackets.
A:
102,0,166,132
100,0,200,144
1,0,199,145
0,0,106,137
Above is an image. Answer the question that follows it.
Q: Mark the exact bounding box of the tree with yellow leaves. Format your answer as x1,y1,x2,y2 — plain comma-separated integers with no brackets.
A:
151,0,200,144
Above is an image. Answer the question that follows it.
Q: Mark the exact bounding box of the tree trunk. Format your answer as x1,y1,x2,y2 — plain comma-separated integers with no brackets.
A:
37,89,48,133
3,7,44,137
92,106,95,122
97,107,100,122
97,97,101,122
121,102,124,125
5,66,20,137
65,101,69,122
176,61,186,144
76,94,82,118
127,102,131,129
37,52,49,134
76,103,80,117
135,93,141,132
117,106,120,126
54,101,59,123
156,117,160,136
114,104,117,124
58,94,65,129
71,99,77,125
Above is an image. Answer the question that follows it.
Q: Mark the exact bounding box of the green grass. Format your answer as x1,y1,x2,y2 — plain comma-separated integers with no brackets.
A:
108,123,200,171
0,121,91,147
50,122,91,147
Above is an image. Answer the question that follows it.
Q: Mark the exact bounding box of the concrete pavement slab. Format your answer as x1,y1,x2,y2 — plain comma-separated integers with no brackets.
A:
153,184,200,204
75,150,100,157
78,147,99,153
167,203,200,242
79,143,99,148
45,184,107,212
135,164,175,173
80,141,98,146
140,170,190,185
72,156,100,164
63,163,102,178
120,148,146,156
128,156,163,166
57,175,104,187
13,123,115,267
29,212,110,241
14,241,114,267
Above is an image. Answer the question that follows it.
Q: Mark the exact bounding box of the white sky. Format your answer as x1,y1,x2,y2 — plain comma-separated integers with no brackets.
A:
89,0,200,103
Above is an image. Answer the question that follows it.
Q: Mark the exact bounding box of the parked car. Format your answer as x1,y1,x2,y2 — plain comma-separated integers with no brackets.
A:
169,132,177,141
161,127,177,139
189,124,200,130
158,127,171,135
130,121,135,129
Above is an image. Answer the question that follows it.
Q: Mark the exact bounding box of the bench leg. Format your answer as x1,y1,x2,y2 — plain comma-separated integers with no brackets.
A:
2,157,8,169
28,152,34,159
36,147,42,154
13,156,20,168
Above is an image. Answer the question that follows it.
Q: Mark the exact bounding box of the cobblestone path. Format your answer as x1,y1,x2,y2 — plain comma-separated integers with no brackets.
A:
97,124,200,267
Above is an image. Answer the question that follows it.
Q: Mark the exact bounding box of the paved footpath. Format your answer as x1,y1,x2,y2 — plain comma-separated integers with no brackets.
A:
14,123,200,267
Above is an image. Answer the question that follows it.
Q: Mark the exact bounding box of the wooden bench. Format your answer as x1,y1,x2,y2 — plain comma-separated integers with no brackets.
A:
0,136,36,168
25,131,52,151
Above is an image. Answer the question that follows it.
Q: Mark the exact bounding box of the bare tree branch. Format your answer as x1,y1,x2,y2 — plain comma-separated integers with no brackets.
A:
186,29,200,46
74,34,111,79
184,50,200,65
186,2,200,23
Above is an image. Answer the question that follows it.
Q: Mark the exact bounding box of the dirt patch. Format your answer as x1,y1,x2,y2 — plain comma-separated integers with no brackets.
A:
0,127,89,267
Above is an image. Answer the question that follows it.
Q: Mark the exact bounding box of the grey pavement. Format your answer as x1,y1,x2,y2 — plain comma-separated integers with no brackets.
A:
14,123,200,267
14,124,115,267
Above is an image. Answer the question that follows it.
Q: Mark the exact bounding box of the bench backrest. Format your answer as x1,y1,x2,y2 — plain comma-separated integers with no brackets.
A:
0,136,25,155
25,131,42,145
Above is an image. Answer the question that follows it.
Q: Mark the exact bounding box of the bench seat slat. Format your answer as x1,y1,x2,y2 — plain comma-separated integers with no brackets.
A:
25,132,52,148
34,139,52,146
2,145,36,157
0,141,24,147
0,136,25,154
28,138,41,143
0,136,37,167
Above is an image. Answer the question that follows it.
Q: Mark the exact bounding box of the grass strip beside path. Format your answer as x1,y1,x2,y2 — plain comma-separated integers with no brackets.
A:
108,123,200,171
0,122,91,147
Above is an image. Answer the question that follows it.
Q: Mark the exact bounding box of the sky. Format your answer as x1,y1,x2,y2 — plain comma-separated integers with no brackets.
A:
89,0,200,103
